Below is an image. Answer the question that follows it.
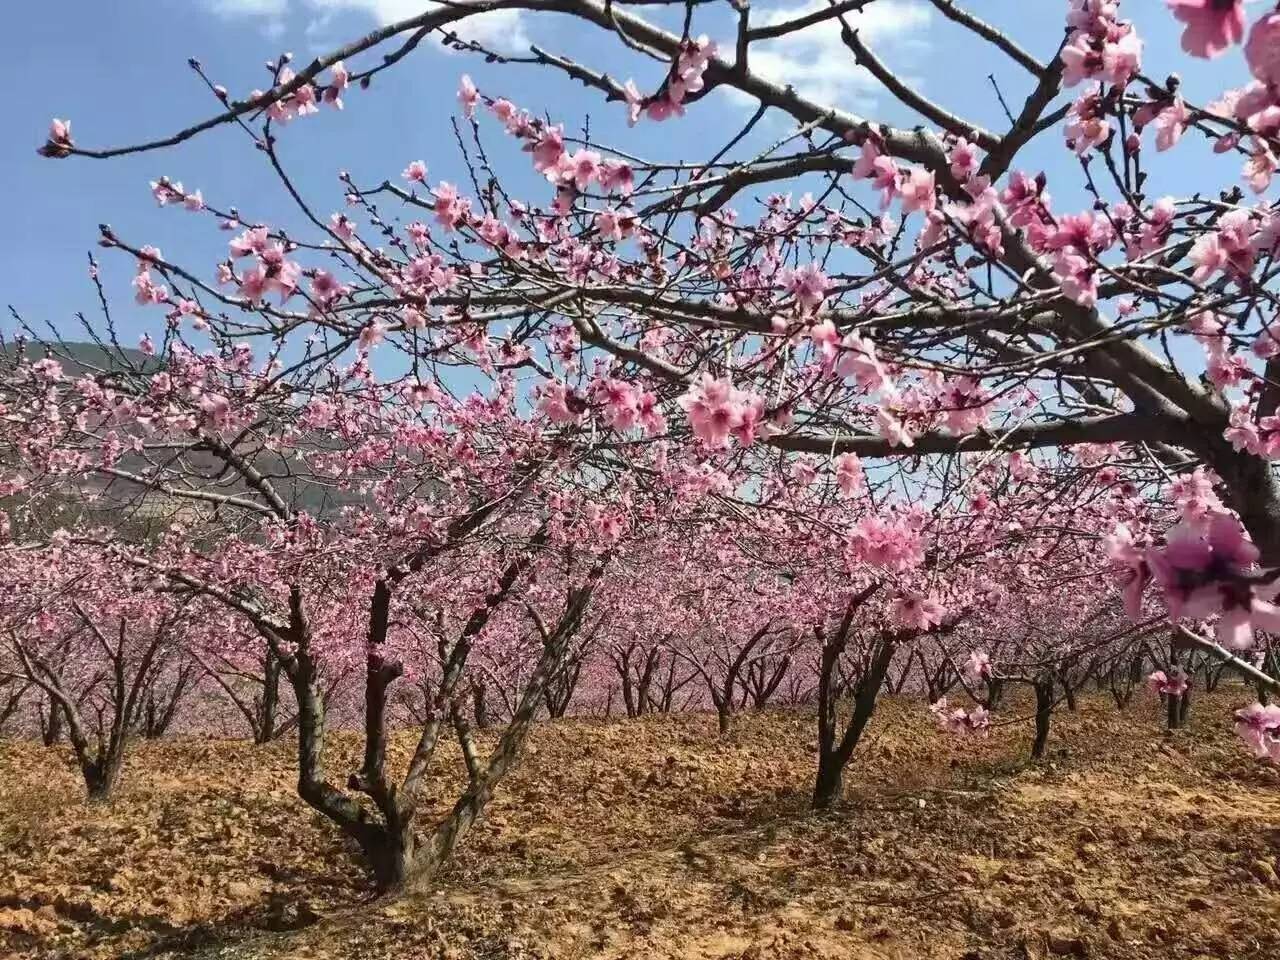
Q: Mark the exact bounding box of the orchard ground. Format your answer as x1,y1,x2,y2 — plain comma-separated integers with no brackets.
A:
2,690,1278,960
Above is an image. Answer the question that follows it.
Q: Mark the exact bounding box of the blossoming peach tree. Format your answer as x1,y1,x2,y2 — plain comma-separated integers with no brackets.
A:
5,0,1280,889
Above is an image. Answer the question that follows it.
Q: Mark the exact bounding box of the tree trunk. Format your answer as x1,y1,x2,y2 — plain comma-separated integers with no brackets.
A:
716,703,731,736
986,676,1004,710
812,752,844,810
1031,678,1053,760
84,750,125,802
41,698,64,747
471,681,490,729
811,595,891,811
255,649,282,744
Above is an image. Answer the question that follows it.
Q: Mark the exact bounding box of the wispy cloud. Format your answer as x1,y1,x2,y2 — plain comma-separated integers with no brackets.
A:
200,0,530,53
738,0,932,112
204,0,288,14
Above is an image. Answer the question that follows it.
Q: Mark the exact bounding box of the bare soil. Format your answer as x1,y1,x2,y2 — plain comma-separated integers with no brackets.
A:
1,690,1277,959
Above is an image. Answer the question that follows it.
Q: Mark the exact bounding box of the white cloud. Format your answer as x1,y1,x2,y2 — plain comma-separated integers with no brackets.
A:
739,0,932,112
204,0,288,14
312,1,530,52
202,0,530,54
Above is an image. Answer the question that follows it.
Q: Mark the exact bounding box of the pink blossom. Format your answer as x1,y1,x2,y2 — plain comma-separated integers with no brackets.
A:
1105,523,1150,620
530,126,565,177
198,392,232,430
833,452,864,498
1101,29,1143,85
598,161,635,196
432,182,470,231
1252,327,1280,359
876,409,914,448
593,377,641,431
330,213,355,240
42,117,74,157
836,334,894,394
892,592,944,631
1065,87,1110,154
1245,13,1280,86
358,321,387,351
30,358,63,382
963,650,992,684
623,80,644,126
594,207,634,242
1245,141,1278,194
1154,98,1190,151
781,263,831,313
309,270,346,308
229,226,269,258
900,167,936,215
300,397,335,429
790,456,818,488
848,515,927,571
1147,513,1280,648
1148,668,1189,697
930,698,989,737
808,319,840,365
457,74,479,119
323,61,349,109
678,374,763,449
948,139,980,182
1167,0,1246,59
1189,233,1228,283
565,150,602,192
1234,702,1280,760
402,160,427,183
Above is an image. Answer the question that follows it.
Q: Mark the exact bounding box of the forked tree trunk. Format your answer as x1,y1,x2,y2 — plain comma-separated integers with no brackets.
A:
813,632,896,809
811,584,888,810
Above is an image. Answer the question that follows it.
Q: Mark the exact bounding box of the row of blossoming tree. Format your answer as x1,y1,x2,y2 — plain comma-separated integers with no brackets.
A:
4,0,1280,891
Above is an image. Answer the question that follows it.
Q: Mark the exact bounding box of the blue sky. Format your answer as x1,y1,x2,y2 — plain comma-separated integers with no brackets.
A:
0,0,1259,350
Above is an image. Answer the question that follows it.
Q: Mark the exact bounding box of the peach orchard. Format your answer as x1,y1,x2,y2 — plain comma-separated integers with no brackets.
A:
3,0,1280,892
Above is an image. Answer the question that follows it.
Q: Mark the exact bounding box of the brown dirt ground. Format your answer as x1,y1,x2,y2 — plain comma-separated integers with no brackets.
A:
1,689,1277,960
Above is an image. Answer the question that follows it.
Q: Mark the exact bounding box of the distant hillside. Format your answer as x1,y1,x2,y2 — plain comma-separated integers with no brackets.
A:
3,339,156,378
2,341,374,521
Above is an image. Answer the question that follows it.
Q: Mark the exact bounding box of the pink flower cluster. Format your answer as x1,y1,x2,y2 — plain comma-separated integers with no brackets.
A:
930,698,991,736
891,591,946,631
1064,85,1111,155
254,61,348,124
590,377,665,436
623,35,717,124
780,263,831,313
678,374,767,449
1025,208,1118,307
1148,668,1190,697
223,225,301,303
849,134,940,222
1062,0,1143,88
847,514,928,571
1188,209,1274,284
149,177,204,211
964,650,992,684
1234,702,1280,761
1109,512,1280,649
468,84,635,206
833,452,865,498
